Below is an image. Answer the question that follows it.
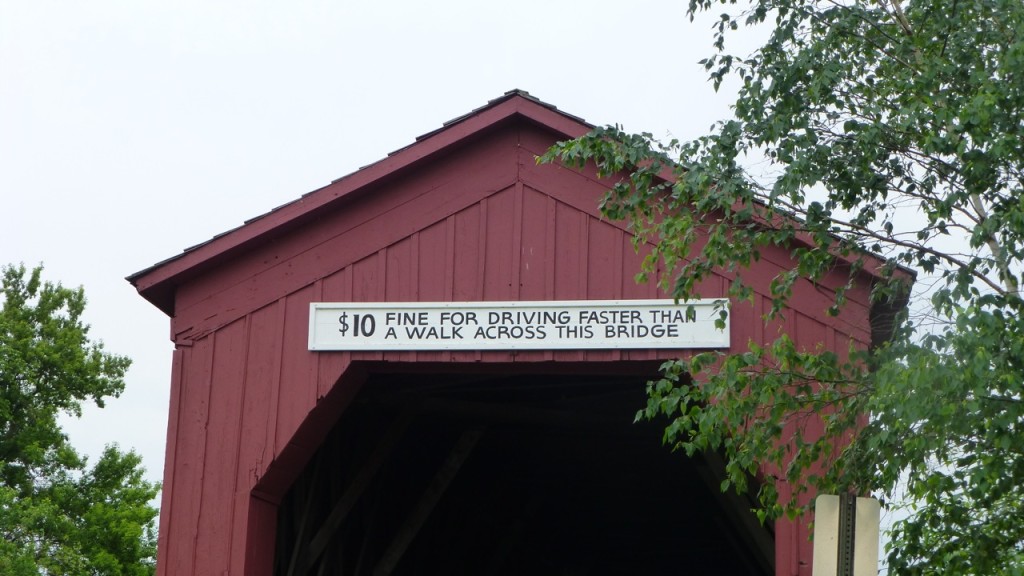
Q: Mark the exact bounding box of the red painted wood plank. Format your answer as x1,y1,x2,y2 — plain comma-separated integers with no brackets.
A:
416,221,449,301
728,295,757,356
165,337,213,576
241,495,278,576
320,265,351,302
444,204,485,363
621,229,661,362
585,217,620,300
518,150,622,228
350,251,385,364
519,186,551,299
510,182,524,300
513,186,553,363
580,218,625,363
386,235,418,363
482,187,517,301
194,317,248,574
795,313,829,354
549,203,589,362
774,514,799,576
542,194,558,362
553,203,586,299
263,301,285,486
755,241,875,311
354,251,382,303
791,276,870,339
382,219,420,301
442,214,457,300
739,254,871,344
515,119,564,160
411,219,453,364
451,204,482,302
274,285,319,458
481,188,518,364
230,302,284,572
318,268,353,399
155,348,183,576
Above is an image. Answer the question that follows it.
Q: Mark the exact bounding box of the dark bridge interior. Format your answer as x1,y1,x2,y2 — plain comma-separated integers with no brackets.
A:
274,369,774,576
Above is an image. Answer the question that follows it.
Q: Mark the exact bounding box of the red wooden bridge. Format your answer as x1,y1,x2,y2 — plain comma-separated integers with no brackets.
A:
130,90,903,575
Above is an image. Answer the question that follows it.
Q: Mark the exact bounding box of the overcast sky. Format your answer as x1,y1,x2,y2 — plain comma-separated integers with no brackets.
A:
0,1,757,495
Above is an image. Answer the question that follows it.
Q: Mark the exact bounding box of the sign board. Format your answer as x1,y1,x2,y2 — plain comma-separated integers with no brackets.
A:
812,494,880,576
308,299,729,351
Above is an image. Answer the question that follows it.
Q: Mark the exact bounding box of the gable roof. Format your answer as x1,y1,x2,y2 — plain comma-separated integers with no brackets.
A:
127,90,592,315
128,90,911,341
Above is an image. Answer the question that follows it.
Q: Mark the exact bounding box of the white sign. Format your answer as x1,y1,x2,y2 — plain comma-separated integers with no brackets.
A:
308,299,729,351
812,494,880,576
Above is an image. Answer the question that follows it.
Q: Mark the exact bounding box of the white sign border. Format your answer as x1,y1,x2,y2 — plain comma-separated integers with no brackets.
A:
309,299,730,352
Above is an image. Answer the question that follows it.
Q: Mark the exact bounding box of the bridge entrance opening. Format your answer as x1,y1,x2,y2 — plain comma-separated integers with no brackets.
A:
274,369,773,576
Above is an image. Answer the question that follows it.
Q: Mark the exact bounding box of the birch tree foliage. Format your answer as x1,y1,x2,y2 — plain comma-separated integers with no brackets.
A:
543,0,1024,573
0,265,158,575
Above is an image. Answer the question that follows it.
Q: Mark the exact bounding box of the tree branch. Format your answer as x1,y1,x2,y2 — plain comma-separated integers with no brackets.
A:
968,193,1021,296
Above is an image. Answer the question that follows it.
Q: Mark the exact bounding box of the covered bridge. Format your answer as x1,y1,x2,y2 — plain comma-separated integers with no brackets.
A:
130,90,897,575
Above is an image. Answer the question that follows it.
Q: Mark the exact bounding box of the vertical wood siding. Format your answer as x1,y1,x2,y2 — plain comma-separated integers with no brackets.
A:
154,349,183,576
194,318,247,574
159,122,872,575
166,337,213,576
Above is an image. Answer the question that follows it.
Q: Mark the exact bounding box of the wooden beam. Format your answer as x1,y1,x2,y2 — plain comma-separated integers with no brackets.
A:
372,430,483,576
305,414,412,567
352,493,384,576
285,456,324,576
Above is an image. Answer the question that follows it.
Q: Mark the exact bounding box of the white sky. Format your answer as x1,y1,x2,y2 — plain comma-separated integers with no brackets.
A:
0,1,756,495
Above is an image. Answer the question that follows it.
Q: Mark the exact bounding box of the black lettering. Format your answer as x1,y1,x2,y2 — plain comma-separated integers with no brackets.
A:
387,312,428,325
441,311,478,325
604,324,679,339
558,325,591,338
649,309,694,324
405,325,462,339
351,314,376,337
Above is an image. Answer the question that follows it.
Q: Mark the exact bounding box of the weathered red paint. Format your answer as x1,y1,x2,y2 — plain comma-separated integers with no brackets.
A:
130,90,903,576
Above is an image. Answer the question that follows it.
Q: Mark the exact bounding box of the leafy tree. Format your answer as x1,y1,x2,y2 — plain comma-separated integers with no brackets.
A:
0,264,158,575
544,0,1024,573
